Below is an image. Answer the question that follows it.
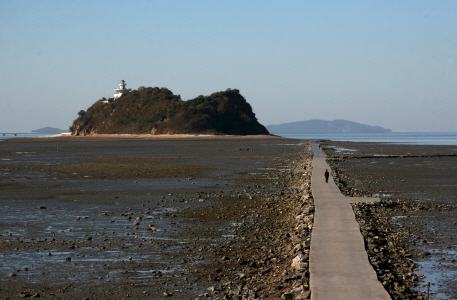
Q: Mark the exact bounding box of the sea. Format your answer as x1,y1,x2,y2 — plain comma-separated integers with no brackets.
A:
277,132,457,145
1,132,457,145
0,132,61,140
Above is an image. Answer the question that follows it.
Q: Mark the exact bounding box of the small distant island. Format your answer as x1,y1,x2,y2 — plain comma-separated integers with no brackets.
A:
267,119,392,134
70,82,269,136
32,127,66,134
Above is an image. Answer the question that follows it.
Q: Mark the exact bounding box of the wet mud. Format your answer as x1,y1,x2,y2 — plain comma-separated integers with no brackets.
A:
0,136,312,299
322,141,457,300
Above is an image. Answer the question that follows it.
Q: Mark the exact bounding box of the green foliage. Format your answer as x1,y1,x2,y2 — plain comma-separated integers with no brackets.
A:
70,87,269,136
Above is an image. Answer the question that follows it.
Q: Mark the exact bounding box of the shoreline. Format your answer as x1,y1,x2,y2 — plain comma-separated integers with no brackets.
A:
6,133,291,142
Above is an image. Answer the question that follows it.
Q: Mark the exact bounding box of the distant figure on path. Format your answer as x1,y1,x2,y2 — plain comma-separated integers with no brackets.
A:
324,169,330,183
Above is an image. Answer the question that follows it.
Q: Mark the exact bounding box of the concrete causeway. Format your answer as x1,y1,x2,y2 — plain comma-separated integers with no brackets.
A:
309,141,392,300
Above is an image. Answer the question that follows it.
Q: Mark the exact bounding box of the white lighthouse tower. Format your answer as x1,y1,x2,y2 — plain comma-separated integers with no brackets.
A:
114,80,132,99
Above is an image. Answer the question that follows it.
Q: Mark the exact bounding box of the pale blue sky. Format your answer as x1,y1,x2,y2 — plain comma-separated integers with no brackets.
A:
1,0,456,132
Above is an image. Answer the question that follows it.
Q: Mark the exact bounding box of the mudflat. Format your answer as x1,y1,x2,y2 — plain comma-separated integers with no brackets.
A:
0,135,313,299
322,141,457,300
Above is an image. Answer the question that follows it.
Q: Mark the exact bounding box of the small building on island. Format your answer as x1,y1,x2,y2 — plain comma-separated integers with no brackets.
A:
114,80,132,99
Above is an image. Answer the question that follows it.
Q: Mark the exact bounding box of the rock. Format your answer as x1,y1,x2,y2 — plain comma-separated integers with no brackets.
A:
281,293,294,299
17,292,31,298
291,285,305,295
296,290,311,299
6,271,16,277
291,253,308,271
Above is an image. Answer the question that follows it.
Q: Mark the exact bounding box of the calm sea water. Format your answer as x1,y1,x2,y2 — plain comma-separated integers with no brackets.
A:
277,132,457,145
0,133,60,140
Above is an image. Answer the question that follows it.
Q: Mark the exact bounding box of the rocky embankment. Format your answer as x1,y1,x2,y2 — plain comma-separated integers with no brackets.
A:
353,202,427,300
195,143,314,299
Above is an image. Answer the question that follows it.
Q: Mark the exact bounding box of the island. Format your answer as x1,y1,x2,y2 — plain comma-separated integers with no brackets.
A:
70,86,269,136
267,119,392,134
31,127,66,134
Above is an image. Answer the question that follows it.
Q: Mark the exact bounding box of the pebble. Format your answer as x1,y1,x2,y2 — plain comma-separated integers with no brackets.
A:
6,271,16,277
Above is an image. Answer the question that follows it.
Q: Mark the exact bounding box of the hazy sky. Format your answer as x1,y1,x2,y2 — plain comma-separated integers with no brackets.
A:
1,1,456,132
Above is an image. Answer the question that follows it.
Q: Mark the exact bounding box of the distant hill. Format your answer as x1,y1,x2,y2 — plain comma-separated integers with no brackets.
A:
31,127,66,134
70,87,269,136
267,119,392,134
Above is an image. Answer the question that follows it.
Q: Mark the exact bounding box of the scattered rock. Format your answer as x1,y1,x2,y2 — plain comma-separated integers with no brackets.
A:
17,292,31,298
281,293,294,299
291,253,308,272
6,271,16,277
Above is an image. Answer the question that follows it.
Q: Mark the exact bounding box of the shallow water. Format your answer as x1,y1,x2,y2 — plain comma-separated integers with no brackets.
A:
416,247,457,300
279,132,457,145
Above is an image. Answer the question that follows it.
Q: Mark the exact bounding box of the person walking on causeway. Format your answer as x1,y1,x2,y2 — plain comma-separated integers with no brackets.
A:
324,169,330,183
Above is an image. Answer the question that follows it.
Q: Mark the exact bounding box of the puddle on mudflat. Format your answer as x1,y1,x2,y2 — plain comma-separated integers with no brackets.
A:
415,247,457,300
327,146,358,153
372,193,393,197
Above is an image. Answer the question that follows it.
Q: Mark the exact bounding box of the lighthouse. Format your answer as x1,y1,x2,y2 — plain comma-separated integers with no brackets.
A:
114,80,132,99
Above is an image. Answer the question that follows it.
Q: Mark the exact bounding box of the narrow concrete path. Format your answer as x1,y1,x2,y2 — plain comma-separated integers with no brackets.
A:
309,141,391,300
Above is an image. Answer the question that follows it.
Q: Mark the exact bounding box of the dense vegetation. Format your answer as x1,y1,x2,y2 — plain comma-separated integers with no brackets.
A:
70,87,269,136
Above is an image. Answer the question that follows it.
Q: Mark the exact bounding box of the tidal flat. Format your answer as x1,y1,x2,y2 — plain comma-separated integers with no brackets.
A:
0,135,312,299
323,141,457,300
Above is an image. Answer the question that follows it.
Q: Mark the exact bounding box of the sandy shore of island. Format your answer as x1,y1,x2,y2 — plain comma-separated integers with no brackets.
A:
24,134,286,142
